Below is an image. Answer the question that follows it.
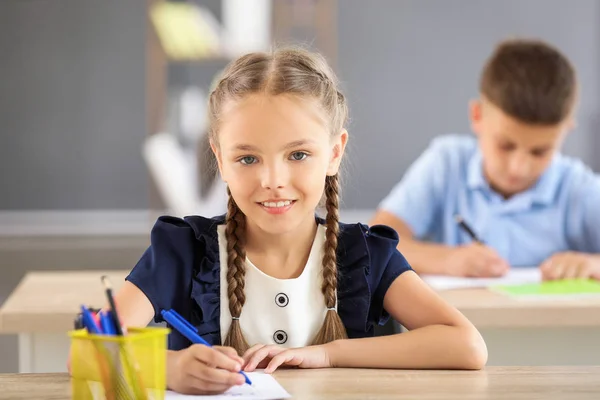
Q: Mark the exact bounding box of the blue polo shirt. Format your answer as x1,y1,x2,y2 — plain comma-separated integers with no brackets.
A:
379,134,600,267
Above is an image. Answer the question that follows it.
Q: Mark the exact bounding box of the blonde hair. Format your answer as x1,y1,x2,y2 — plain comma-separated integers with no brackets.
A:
208,48,349,354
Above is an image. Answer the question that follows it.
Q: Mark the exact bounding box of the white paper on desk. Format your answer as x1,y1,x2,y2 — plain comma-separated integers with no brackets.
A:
164,371,291,400
421,268,540,291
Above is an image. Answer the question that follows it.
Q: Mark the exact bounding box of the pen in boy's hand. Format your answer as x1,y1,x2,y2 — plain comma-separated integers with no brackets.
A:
454,214,483,243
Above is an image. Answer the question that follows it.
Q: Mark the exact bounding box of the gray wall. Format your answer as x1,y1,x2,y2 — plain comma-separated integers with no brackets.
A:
0,0,148,209
0,0,149,373
338,0,600,208
1,0,599,211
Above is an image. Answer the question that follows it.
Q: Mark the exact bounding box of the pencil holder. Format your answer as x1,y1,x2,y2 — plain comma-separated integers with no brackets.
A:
68,327,170,400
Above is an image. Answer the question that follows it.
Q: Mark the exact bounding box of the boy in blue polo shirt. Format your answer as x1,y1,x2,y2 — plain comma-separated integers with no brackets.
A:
371,38,600,281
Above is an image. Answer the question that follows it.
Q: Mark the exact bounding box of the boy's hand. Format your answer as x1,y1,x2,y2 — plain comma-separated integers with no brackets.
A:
242,344,331,373
540,252,600,280
447,243,510,277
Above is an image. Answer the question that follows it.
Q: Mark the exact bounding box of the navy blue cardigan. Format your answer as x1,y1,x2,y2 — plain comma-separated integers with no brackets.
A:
126,215,413,350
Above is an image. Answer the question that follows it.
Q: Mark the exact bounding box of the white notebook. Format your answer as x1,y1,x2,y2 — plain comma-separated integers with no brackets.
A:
164,371,291,400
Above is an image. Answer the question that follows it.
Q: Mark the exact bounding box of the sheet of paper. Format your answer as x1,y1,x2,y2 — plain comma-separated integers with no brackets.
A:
421,267,541,291
164,371,291,400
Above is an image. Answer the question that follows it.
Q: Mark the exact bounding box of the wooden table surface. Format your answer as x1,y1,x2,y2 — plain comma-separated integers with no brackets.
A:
437,287,600,328
3,271,600,333
0,367,599,399
0,271,128,333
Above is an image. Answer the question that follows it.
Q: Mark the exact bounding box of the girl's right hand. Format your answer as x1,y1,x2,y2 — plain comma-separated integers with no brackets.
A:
166,345,246,395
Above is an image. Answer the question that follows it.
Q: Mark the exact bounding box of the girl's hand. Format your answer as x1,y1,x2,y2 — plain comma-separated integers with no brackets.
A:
242,344,332,373
167,345,245,395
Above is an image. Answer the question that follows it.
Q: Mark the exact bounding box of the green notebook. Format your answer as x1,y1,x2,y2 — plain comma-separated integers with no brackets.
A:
492,279,600,297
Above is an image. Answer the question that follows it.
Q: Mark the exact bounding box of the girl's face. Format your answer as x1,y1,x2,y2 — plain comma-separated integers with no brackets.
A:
212,94,347,236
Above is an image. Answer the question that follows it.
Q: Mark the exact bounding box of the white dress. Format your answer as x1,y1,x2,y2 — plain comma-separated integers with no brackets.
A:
218,224,330,348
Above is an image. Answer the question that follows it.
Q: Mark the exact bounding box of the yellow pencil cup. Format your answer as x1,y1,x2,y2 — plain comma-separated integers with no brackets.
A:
68,327,170,400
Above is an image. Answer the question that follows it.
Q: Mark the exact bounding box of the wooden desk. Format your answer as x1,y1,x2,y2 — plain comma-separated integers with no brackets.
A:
0,271,128,373
0,367,599,400
2,271,600,372
0,271,127,333
438,288,600,328
435,288,600,366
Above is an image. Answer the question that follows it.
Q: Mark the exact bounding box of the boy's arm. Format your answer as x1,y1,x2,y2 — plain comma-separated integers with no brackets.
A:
371,137,508,277
371,210,509,277
370,139,449,266
369,210,453,275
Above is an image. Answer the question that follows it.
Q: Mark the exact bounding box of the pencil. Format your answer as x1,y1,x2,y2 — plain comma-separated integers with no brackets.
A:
101,276,146,400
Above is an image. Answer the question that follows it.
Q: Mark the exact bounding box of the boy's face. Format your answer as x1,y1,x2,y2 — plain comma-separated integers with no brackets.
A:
469,98,573,198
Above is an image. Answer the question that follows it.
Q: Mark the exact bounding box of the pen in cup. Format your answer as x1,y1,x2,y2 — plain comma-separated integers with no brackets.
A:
99,311,116,335
101,276,124,335
80,305,102,334
100,276,146,400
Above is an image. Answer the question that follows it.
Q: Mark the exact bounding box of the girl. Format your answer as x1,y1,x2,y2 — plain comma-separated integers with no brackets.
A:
116,48,487,395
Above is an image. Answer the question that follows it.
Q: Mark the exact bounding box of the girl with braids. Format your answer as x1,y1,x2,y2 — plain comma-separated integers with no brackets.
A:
114,47,487,395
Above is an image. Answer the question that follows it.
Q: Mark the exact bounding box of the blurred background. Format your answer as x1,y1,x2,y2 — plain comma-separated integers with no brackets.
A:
0,0,599,372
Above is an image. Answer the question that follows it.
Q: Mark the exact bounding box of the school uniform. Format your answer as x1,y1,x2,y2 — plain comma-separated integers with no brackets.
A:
126,214,412,351
379,134,600,267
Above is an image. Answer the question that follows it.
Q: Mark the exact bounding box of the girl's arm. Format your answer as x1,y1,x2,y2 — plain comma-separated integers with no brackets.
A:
104,281,155,328
325,271,487,370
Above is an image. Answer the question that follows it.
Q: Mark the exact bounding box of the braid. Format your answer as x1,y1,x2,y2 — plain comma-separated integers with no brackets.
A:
222,188,251,354
311,174,348,345
322,175,340,309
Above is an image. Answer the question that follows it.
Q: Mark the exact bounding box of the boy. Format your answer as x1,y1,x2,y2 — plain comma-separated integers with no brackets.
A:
370,38,600,280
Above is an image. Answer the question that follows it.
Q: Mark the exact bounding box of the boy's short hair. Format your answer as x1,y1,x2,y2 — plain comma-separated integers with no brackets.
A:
480,38,577,125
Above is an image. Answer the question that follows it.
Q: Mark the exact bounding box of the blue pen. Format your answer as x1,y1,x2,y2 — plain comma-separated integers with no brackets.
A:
100,310,115,335
80,305,102,334
161,309,252,385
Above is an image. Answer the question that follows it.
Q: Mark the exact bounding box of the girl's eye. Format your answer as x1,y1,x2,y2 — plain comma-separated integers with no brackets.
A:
290,152,308,161
240,156,257,165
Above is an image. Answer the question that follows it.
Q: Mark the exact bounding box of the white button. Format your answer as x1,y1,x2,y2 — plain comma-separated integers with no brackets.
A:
273,330,287,344
275,293,289,307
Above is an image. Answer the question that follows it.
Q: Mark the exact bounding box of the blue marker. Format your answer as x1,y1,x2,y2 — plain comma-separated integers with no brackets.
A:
161,309,252,385
80,305,102,334
99,310,116,335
